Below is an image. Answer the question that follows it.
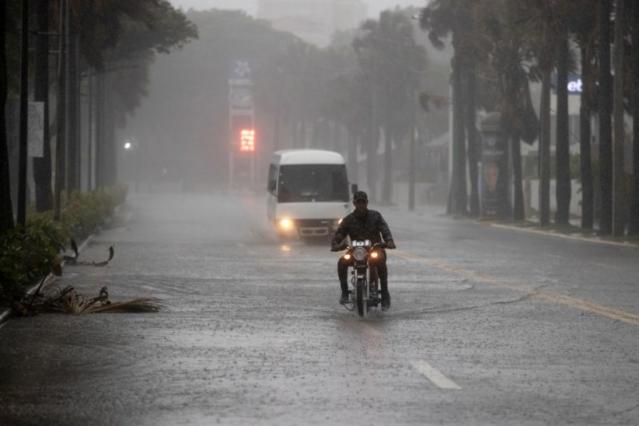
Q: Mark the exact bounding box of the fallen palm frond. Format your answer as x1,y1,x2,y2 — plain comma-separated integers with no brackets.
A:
14,285,160,316
63,239,114,267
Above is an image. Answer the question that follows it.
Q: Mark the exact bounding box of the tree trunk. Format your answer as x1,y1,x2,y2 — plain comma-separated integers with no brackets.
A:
347,126,357,184
539,67,551,226
96,71,105,188
54,0,68,220
67,34,80,191
598,0,613,235
408,115,416,211
33,0,52,212
104,74,116,186
450,54,467,215
580,44,594,230
512,132,525,220
382,127,392,204
0,0,14,234
466,64,479,217
613,0,626,236
17,0,30,226
556,37,571,225
367,88,378,201
630,0,639,235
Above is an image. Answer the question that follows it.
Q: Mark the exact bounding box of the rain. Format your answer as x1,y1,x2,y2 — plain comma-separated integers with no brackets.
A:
1,1,639,425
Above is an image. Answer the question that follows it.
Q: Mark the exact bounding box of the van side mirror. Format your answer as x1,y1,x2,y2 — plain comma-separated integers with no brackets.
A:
268,180,276,193
351,183,358,195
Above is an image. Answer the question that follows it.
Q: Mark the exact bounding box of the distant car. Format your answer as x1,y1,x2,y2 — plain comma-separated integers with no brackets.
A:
267,149,356,240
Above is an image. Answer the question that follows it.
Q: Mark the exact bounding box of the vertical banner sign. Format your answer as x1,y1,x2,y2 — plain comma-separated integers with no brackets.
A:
228,60,256,188
480,115,510,219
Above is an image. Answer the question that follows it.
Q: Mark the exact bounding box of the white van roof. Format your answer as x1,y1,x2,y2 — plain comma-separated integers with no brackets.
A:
272,149,346,166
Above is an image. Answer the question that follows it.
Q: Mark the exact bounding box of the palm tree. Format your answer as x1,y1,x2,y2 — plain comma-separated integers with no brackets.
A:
421,0,470,216
355,11,426,204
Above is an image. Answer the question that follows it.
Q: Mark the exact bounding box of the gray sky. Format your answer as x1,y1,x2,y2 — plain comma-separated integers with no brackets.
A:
169,0,426,18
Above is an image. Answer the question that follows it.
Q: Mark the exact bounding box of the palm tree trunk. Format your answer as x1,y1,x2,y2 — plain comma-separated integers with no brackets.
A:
0,0,14,234
512,131,525,220
598,0,613,235
54,0,68,220
450,54,467,215
613,0,626,236
556,37,571,225
96,71,105,188
630,0,639,235
382,127,392,204
466,64,479,217
580,44,594,230
347,126,357,184
67,34,80,191
539,67,551,226
33,0,52,212
367,88,378,200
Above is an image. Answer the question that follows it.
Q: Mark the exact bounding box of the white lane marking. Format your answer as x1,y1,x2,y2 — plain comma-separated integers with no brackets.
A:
412,360,461,390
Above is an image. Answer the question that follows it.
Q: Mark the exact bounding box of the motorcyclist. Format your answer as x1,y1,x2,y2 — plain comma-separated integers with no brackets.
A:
330,191,396,310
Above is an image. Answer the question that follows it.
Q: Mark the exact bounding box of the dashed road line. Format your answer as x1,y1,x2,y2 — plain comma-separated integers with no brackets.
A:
395,250,639,326
412,360,461,390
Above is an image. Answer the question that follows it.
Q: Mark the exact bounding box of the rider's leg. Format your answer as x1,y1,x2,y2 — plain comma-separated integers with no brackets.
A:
377,254,391,309
337,257,350,303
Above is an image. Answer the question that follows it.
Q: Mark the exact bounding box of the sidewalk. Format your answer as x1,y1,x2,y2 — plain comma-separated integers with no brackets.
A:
487,221,639,248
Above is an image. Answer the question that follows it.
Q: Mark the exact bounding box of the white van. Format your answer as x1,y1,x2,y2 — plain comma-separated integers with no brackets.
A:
267,149,354,238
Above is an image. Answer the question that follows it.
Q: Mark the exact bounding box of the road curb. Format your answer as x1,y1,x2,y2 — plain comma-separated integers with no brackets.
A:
0,235,94,328
489,223,639,248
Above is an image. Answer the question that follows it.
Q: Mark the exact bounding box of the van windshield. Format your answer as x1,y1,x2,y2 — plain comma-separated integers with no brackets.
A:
278,164,349,203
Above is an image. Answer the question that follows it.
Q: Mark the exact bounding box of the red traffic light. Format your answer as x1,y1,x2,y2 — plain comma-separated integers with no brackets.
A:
240,129,255,152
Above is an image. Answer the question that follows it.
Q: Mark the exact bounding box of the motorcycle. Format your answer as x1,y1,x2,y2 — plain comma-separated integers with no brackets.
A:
340,240,386,317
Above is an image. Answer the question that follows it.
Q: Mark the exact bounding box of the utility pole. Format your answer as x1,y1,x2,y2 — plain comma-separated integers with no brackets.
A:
17,0,29,226
613,0,625,236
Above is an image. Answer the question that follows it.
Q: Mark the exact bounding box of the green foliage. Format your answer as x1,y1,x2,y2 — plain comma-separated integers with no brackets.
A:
0,185,128,304
0,217,65,302
60,184,128,240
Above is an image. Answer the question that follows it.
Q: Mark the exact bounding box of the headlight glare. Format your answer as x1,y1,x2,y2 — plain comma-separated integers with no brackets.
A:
279,218,294,230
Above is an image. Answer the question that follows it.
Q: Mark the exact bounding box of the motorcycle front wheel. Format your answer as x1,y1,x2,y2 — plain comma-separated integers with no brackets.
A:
356,279,367,317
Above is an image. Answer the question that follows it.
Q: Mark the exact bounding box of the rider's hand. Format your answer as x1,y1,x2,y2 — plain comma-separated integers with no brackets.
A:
385,240,396,249
331,242,347,252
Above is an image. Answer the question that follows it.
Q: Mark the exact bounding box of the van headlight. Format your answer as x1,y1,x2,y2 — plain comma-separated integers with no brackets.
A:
278,218,294,231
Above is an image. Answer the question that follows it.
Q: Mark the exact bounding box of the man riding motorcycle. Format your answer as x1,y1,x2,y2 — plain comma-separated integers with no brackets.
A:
330,191,396,310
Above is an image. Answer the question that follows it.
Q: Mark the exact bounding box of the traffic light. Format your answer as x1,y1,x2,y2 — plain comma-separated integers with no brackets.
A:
240,128,255,152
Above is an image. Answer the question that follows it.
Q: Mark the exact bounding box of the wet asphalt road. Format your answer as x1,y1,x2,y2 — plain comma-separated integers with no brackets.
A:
1,192,638,425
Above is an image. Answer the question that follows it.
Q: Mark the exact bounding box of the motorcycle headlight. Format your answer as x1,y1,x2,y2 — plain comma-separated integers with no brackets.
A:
370,251,379,259
353,247,367,262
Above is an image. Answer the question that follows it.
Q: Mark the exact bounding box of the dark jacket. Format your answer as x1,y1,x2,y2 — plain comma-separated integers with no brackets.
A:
332,209,393,246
